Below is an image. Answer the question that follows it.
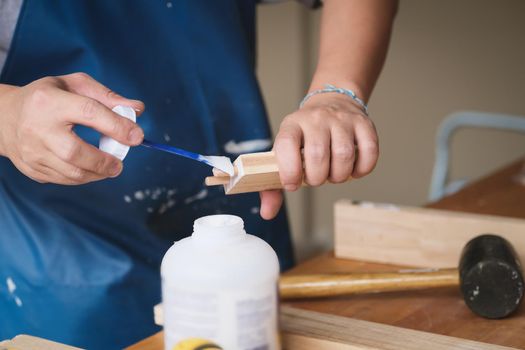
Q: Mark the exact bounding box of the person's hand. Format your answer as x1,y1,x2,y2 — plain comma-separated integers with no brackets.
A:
259,92,379,220
0,72,145,185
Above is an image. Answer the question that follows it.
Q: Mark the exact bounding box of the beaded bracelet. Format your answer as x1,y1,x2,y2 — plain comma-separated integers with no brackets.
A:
299,84,369,115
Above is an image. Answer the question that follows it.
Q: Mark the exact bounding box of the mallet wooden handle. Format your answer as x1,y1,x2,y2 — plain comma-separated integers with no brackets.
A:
279,268,459,299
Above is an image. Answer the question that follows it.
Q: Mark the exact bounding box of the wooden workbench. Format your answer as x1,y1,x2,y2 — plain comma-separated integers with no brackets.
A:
129,158,525,350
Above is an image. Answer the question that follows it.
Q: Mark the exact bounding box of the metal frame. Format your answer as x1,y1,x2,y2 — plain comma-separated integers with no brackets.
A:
429,111,525,201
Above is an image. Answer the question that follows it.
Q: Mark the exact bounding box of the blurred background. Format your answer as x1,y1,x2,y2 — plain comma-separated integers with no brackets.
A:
256,0,525,261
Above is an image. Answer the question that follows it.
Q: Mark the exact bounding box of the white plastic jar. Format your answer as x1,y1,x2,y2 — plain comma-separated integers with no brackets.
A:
161,215,280,350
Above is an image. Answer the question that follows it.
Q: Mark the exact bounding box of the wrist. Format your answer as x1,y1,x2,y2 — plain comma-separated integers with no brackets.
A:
0,84,18,157
300,83,369,115
308,74,369,102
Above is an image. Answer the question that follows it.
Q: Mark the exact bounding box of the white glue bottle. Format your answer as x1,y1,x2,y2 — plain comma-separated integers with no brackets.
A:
161,215,280,350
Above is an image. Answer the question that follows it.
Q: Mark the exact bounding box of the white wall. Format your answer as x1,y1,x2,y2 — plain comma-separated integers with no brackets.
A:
257,0,525,260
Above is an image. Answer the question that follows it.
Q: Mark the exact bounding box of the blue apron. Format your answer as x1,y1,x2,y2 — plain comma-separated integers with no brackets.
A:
0,1,294,348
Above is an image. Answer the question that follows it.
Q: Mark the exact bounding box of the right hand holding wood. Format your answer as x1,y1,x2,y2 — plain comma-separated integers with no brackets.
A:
0,73,145,184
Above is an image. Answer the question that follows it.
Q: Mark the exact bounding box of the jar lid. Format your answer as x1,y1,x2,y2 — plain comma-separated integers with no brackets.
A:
99,105,136,160
193,215,246,241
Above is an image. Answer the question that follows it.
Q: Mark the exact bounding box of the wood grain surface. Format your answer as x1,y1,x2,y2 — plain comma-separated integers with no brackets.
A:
0,335,82,350
334,201,525,267
427,157,525,217
279,306,515,350
130,303,517,350
279,268,459,299
129,158,525,349
205,151,353,195
283,158,525,349
206,151,283,194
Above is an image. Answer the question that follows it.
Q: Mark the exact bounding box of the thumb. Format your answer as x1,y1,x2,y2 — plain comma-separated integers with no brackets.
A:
61,72,145,115
259,190,283,220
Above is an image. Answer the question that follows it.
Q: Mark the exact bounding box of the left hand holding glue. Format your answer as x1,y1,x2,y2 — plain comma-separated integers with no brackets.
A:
0,72,144,185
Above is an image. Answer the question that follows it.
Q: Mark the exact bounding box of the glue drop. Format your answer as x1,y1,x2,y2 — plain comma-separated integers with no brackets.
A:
161,215,280,350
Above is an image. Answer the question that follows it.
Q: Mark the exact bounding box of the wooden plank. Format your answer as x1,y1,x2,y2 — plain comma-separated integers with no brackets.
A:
334,200,525,267
279,306,515,350
128,306,515,350
0,335,81,350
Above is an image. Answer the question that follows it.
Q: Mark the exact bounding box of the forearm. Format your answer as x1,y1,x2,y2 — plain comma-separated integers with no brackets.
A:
310,0,398,101
257,1,396,218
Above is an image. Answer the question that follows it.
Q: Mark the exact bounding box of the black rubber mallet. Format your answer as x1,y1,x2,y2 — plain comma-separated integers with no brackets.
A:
459,234,524,318
279,234,524,319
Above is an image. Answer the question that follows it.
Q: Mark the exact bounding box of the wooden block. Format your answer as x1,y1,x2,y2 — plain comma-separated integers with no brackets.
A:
0,335,81,350
334,200,525,268
205,151,282,194
205,151,352,195
146,305,512,350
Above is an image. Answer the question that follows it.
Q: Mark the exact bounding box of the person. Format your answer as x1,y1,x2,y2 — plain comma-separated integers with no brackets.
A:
0,0,397,348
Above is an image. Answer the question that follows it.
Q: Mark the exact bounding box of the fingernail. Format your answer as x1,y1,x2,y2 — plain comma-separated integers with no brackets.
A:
109,162,123,177
284,184,297,192
132,101,143,111
128,128,144,144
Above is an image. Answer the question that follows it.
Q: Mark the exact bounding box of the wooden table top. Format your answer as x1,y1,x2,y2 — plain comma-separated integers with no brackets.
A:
129,157,525,350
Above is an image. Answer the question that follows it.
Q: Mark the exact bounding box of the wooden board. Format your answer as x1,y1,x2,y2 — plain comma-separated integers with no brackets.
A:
128,306,514,350
280,306,514,350
130,159,525,349
334,200,525,267
0,335,81,350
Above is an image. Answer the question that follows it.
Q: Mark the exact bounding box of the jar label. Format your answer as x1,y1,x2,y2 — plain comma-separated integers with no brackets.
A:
163,283,279,350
